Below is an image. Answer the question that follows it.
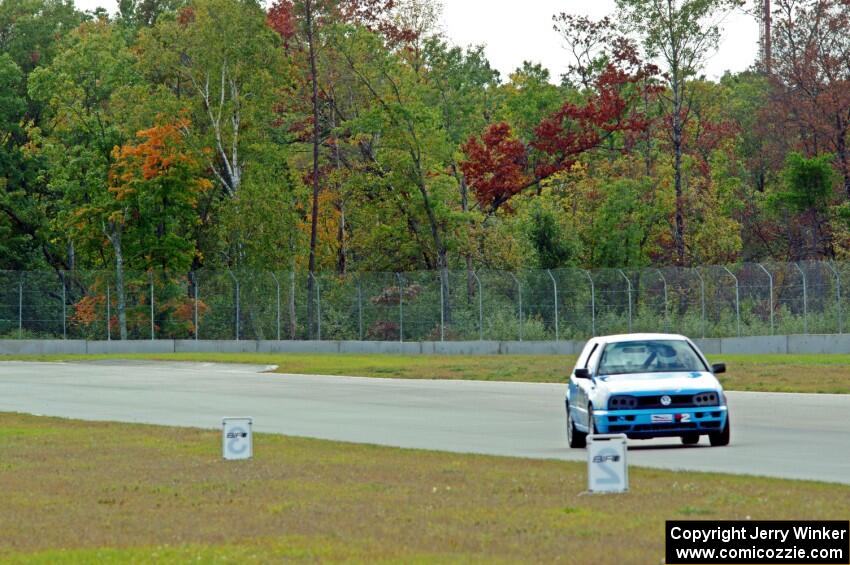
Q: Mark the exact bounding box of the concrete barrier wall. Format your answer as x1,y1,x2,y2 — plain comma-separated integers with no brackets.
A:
0,339,87,355
176,340,258,354
786,334,850,354
86,340,175,354
692,338,721,355
3,336,850,356
719,335,788,355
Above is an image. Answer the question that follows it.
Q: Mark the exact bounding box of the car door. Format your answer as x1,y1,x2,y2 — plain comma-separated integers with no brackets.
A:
581,343,604,429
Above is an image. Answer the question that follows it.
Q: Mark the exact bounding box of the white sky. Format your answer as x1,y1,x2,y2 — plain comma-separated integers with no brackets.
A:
73,0,760,81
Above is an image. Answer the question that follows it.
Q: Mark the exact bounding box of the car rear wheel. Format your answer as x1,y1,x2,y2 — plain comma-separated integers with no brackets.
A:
567,406,586,448
681,433,700,445
709,416,731,446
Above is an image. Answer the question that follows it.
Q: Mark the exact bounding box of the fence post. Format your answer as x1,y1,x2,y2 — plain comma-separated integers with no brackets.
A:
618,269,632,333
827,262,842,334
509,272,523,341
314,273,322,340
61,272,66,340
722,266,741,337
149,272,155,340
582,270,596,337
471,270,483,341
106,284,111,341
270,272,281,341
357,277,363,341
18,276,23,338
693,268,706,338
396,273,404,343
547,269,559,341
439,271,445,342
757,263,774,335
656,269,668,332
794,263,808,334
228,270,240,341
192,272,199,340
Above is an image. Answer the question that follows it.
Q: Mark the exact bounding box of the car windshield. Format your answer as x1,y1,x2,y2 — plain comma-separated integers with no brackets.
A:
597,340,708,376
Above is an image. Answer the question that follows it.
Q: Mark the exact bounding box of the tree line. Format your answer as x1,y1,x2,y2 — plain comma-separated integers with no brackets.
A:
1,0,849,338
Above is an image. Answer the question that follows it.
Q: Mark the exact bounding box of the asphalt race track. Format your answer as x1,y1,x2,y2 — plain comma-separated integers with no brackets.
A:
1,361,848,484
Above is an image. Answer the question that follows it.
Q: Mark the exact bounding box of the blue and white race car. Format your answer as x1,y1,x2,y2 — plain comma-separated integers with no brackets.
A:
566,333,730,447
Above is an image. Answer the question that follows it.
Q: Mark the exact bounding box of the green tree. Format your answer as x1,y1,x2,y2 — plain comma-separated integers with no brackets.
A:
525,201,579,269
29,19,141,337
616,0,744,265
779,153,836,213
771,152,836,259
0,53,29,268
334,25,465,318
137,0,292,268
0,0,85,270
499,62,563,144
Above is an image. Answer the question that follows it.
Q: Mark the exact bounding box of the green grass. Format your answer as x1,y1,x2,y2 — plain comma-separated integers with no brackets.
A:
4,351,850,393
0,413,848,563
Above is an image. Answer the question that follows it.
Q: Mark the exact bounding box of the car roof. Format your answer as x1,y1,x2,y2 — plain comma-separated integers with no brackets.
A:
592,333,690,344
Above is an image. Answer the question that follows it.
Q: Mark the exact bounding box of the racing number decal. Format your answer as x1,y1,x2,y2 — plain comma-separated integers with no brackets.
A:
678,413,691,423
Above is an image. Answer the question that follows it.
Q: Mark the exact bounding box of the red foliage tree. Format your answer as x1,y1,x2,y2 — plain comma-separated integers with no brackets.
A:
460,123,529,211
770,0,850,198
463,58,657,213
267,0,297,46
267,0,412,49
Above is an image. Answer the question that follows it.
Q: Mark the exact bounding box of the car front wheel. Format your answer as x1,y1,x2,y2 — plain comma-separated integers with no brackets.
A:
587,405,597,435
567,406,587,448
709,416,731,446
681,433,700,445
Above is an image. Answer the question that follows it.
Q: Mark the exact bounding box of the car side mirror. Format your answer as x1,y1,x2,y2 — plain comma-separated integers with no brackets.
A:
712,363,726,375
574,368,592,379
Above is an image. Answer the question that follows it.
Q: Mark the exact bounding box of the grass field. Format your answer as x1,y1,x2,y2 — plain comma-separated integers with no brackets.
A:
1,413,848,563
4,352,850,393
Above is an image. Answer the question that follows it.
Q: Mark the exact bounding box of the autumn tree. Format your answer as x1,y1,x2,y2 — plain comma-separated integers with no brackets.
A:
64,121,210,338
267,0,407,335
109,121,212,273
462,39,655,214
616,0,744,265
0,0,85,271
28,20,141,337
771,0,850,199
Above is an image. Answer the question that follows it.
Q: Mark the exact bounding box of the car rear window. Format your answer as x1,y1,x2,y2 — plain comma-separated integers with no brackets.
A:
597,340,708,375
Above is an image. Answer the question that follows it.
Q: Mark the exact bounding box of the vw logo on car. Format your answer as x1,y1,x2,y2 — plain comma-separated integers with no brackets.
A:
660,395,672,406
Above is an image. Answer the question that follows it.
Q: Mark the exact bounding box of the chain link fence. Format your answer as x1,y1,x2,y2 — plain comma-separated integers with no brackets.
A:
0,261,846,341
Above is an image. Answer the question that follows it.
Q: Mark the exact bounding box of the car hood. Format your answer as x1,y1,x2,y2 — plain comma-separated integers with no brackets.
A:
595,371,721,394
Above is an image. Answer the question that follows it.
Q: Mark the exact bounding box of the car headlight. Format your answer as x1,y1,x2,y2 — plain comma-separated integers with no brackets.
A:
608,395,638,410
693,392,720,406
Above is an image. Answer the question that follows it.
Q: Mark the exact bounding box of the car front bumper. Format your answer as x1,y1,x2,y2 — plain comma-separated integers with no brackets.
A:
591,406,728,439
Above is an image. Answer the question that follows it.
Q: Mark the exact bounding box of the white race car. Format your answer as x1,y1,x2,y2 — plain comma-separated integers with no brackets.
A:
565,333,730,447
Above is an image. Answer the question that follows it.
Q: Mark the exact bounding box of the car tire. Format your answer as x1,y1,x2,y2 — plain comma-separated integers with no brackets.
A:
681,433,700,445
709,416,731,447
567,406,586,448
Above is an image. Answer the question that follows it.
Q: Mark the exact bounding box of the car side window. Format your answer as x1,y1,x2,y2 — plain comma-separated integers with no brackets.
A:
586,343,604,375
582,344,598,368
575,342,598,372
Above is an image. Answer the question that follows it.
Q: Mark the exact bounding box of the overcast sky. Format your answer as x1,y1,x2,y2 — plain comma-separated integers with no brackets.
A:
73,0,760,81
